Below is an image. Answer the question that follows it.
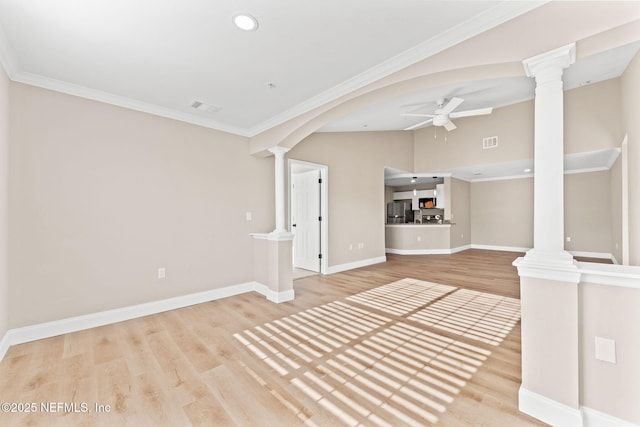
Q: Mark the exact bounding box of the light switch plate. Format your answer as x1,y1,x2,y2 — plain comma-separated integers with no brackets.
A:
594,336,616,364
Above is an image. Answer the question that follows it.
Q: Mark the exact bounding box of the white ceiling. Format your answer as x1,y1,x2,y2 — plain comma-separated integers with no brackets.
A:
0,1,638,143
0,0,547,137
320,41,640,133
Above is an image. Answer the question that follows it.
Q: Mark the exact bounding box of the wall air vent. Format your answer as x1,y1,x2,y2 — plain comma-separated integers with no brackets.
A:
483,136,498,150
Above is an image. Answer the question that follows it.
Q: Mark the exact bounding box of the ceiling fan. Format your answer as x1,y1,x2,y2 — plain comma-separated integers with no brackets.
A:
402,97,493,131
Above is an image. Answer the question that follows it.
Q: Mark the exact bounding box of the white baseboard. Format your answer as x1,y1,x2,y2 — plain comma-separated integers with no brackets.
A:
326,256,386,274
582,407,640,427
0,280,277,362
450,244,472,254
254,282,295,303
519,386,583,427
0,329,10,362
471,244,531,253
385,248,451,255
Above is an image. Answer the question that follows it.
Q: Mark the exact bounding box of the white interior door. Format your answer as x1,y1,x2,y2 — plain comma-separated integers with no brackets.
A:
292,169,321,272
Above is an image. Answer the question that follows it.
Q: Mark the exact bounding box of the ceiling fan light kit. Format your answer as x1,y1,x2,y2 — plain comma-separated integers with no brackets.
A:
402,96,493,131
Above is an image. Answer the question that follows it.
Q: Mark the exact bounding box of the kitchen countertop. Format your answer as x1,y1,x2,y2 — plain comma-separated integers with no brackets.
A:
385,222,452,227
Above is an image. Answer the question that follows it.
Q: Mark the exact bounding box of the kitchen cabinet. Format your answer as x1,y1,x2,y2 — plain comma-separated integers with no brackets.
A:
394,189,439,210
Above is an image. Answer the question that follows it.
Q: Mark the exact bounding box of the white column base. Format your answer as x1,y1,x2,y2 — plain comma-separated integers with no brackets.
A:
514,248,581,283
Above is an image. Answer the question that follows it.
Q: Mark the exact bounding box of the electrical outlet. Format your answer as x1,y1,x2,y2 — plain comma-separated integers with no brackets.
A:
358,242,364,249
417,236,421,242
595,337,616,364
246,211,252,221
566,236,571,242
158,268,166,279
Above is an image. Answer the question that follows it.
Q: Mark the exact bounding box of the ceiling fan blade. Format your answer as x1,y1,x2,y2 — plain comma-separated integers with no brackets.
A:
401,113,436,118
443,120,457,131
404,118,433,131
441,97,464,114
450,107,493,118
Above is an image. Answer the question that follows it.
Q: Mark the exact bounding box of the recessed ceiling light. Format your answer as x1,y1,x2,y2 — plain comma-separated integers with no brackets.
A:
233,13,258,31
524,168,532,173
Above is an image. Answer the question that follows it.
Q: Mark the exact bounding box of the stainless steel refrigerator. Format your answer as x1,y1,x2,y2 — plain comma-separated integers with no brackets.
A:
387,201,413,224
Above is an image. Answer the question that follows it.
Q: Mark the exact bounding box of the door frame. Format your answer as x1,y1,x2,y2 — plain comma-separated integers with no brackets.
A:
288,159,328,275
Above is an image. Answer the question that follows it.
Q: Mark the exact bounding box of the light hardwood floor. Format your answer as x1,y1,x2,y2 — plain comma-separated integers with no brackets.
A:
0,250,546,426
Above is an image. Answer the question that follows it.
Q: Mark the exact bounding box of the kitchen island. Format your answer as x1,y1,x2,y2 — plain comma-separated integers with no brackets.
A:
385,223,454,254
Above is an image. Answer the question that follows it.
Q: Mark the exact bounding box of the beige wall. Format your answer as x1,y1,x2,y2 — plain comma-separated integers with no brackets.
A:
564,171,612,255
289,131,413,268
471,178,534,249
470,172,615,255
621,50,640,265
413,79,623,174
449,178,470,249
0,66,8,338
414,100,534,172
580,282,640,424
565,78,623,154
8,83,274,328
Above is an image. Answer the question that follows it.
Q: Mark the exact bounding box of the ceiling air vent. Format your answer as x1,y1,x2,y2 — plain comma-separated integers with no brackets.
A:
190,100,221,113
483,136,498,150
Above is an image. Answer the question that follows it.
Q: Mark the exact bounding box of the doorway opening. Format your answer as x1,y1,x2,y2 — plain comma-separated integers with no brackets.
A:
289,159,328,276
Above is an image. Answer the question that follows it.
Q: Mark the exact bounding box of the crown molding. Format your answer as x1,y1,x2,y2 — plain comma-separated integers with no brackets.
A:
11,71,253,137
247,1,548,136
0,2,547,138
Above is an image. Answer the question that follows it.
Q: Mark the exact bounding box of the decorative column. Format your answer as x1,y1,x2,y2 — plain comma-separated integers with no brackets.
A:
268,146,290,235
519,43,578,276
249,146,294,303
514,43,583,427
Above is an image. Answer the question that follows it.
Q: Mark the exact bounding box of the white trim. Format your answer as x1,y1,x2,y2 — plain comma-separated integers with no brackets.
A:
564,166,612,175
0,280,281,361
519,386,583,427
450,244,472,254
386,248,451,255
247,1,545,136
622,136,629,265
0,330,10,362
326,256,386,275
577,261,640,289
250,232,294,242
582,407,640,427
288,159,329,275
385,245,471,255
466,173,534,183
513,252,582,284
254,282,295,303
12,72,252,137
471,244,530,253
2,3,543,139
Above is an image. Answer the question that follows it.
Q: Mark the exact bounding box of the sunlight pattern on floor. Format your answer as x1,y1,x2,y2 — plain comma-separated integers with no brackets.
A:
408,289,521,346
234,301,391,375
235,279,520,425
345,278,456,316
